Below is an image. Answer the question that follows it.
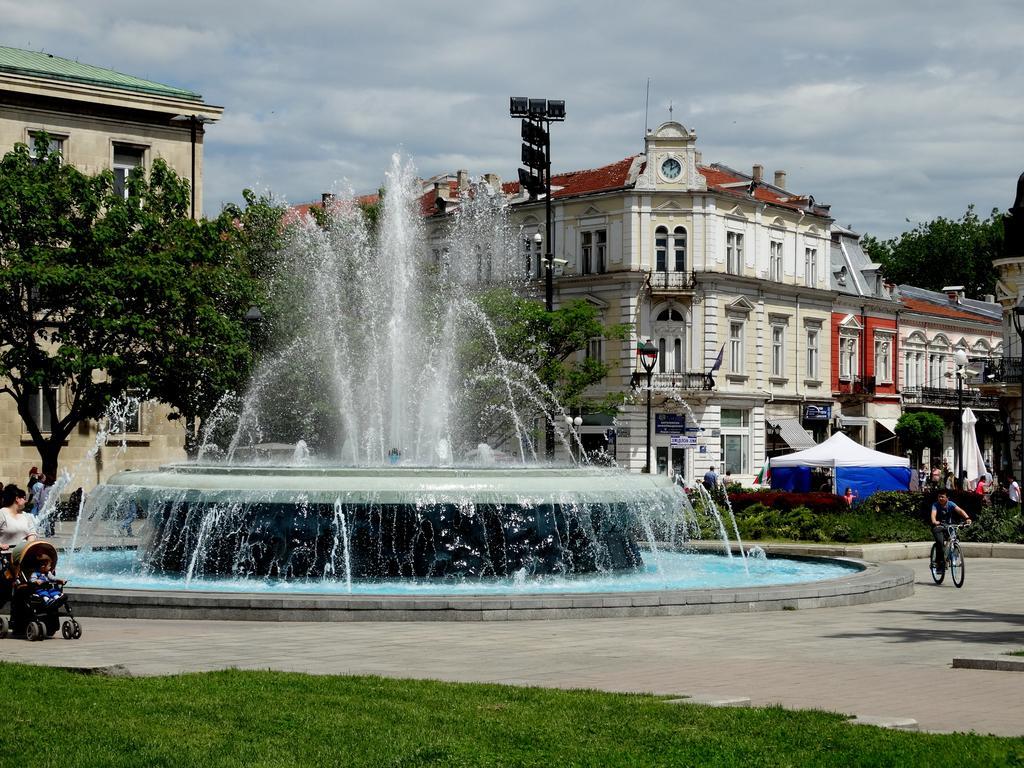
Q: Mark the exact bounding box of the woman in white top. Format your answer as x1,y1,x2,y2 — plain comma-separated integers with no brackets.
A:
0,485,37,550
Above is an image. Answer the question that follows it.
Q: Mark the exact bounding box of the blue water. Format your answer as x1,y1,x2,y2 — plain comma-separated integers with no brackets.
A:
60,549,860,596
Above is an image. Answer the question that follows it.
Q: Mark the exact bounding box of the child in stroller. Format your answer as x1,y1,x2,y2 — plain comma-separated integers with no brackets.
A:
0,540,81,641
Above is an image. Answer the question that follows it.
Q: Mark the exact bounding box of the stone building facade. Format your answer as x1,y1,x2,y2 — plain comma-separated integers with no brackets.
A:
0,46,222,489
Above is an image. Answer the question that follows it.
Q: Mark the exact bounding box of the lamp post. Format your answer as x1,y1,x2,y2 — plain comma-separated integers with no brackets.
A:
510,97,564,313
1012,301,1024,481
564,414,583,462
170,113,215,219
953,348,969,486
637,339,659,473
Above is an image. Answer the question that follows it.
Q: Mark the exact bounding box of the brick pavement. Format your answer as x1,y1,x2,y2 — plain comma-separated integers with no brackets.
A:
2,557,1022,736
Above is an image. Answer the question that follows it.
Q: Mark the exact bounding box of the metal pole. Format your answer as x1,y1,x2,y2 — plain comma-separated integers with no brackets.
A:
955,373,963,488
644,370,653,473
544,118,553,313
1019,349,1023,484
189,118,197,219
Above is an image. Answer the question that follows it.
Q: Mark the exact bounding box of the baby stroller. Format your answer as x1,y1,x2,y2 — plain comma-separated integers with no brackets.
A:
0,540,81,641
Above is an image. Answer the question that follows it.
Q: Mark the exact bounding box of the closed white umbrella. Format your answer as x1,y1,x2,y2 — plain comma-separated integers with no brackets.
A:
960,408,987,487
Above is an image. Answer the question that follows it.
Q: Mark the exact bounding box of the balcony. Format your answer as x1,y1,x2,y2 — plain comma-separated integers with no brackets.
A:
649,270,697,295
971,357,1022,385
901,386,1000,410
836,376,876,397
649,371,714,392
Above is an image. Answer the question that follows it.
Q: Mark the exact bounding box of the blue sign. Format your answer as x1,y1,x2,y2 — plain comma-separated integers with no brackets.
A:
804,405,832,421
655,414,687,435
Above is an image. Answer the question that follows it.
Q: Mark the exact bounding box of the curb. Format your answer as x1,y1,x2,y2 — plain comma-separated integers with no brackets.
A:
688,540,1024,561
952,656,1024,672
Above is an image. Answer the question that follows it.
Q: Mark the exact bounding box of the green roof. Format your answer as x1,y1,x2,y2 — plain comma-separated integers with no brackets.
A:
0,46,202,101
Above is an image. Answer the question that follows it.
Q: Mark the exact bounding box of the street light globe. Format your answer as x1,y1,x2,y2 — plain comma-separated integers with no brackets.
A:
564,415,573,426
573,416,583,427
533,232,543,245
954,349,969,367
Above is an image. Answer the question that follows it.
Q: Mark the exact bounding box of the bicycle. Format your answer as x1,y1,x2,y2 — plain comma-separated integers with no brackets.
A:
929,523,967,588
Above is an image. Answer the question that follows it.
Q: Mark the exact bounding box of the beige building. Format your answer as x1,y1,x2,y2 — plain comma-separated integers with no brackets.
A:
0,46,223,489
425,121,836,483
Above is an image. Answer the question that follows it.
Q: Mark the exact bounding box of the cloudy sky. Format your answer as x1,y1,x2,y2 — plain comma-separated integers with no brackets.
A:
4,0,1022,238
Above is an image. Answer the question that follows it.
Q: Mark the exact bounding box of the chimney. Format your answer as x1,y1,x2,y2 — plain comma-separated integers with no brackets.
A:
321,193,334,207
942,285,965,304
752,164,763,183
457,169,469,191
433,181,450,201
773,170,786,189
983,293,997,304
483,173,501,192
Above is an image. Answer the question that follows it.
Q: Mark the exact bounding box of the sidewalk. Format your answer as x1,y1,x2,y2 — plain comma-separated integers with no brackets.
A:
3,557,1022,736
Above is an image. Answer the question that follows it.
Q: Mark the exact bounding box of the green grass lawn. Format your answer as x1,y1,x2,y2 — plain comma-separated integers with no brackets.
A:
1008,650,1024,657
1,663,1021,767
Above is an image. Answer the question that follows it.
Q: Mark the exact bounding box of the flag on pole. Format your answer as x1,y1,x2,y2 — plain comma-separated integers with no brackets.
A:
753,457,771,486
710,344,725,372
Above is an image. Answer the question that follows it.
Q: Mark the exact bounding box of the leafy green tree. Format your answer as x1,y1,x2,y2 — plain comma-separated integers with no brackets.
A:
894,411,946,469
465,288,629,451
0,136,265,472
862,205,1003,295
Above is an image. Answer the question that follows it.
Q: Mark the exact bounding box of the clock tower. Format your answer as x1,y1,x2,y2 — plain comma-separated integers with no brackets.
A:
635,121,706,193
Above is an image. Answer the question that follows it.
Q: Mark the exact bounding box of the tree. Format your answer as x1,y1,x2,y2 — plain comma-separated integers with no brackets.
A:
0,136,265,473
894,411,946,469
465,288,629,451
862,205,1003,295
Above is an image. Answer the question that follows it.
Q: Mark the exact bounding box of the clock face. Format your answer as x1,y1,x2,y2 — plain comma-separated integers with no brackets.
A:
661,157,682,180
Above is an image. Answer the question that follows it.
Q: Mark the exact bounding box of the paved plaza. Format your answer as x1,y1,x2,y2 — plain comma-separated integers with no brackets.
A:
3,557,1022,736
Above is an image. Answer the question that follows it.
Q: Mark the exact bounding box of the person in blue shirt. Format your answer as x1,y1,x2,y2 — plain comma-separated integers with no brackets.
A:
702,466,719,492
929,491,971,574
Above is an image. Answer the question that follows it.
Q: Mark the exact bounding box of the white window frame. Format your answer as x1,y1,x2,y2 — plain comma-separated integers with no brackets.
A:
719,408,750,475
729,320,744,374
804,247,817,287
28,131,64,163
726,231,743,275
586,337,603,362
771,325,785,378
839,335,859,380
112,143,146,200
806,328,819,379
25,386,59,434
874,335,893,384
769,240,784,282
581,228,607,275
655,226,668,272
672,226,687,272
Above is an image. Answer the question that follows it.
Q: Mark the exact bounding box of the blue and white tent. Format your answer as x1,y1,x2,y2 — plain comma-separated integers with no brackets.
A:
769,431,911,499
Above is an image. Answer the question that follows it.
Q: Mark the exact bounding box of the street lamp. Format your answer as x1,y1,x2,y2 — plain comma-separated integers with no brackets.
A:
637,339,659,473
510,97,564,313
170,113,216,218
953,347,969,486
564,414,584,462
1012,301,1024,481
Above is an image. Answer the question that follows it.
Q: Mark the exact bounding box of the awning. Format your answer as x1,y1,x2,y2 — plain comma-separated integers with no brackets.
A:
875,417,899,434
839,415,869,427
767,418,817,450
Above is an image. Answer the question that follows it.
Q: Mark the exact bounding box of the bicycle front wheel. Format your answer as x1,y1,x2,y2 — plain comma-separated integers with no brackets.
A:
929,543,945,584
950,542,965,588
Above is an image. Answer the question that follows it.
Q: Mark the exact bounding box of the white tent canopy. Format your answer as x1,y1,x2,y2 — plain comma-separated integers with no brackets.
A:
770,431,910,469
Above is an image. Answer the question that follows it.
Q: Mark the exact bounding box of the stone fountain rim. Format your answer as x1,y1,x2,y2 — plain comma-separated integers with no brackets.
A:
63,557,914,622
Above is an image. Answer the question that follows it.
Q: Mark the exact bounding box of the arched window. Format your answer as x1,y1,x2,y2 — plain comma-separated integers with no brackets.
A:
657,308,684,322
653,307,686,373
655,226,668,272
673,226,687,272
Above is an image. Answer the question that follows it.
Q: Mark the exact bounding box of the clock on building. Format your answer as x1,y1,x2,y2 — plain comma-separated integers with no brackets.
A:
660,157,682,180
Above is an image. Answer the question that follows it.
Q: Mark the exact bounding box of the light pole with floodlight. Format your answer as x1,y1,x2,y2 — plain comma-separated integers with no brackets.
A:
637,339,659,473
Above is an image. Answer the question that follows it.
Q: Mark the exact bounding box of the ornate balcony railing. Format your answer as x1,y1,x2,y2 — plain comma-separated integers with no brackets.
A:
649,371,714,391
649,270,698,292
837,376,876,396
972,357,1023,385
901,386,1000,409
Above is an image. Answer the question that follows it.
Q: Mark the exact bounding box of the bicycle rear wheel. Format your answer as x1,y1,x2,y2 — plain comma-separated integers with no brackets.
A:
929,543,945,584
950,542,965,588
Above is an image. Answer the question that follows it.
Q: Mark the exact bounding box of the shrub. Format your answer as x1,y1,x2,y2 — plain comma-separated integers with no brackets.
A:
727,490,847,515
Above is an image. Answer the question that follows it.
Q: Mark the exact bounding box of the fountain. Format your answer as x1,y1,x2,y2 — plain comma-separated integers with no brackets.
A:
60,155,913,618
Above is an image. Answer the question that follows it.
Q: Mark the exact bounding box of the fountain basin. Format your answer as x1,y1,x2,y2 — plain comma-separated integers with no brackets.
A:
60,558,913,621
85,466,689,580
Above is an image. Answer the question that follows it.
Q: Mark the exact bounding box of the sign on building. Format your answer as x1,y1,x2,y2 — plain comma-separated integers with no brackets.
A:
655,414,686,434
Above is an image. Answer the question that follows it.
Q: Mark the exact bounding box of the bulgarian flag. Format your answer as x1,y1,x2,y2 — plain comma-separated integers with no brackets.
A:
753,458,771,486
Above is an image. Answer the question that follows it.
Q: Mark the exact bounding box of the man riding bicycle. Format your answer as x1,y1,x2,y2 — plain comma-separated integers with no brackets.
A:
929,491,971,574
